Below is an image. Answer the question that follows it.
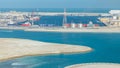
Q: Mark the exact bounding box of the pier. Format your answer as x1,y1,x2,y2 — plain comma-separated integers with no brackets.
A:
27,12,110,16
0,11,110,16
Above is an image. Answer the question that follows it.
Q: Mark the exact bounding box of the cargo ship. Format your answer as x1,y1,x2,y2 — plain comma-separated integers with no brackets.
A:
21,21,31,27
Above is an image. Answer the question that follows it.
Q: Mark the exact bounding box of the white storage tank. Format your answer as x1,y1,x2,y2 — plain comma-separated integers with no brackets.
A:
78,23,83,28
113,16,118,20
71,23,76,28
87,21,93,27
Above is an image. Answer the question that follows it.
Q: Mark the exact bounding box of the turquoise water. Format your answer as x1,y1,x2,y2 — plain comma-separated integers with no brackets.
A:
0,30,120,68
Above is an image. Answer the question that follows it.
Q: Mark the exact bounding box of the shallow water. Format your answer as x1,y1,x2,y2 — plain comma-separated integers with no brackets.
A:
0,30,120,68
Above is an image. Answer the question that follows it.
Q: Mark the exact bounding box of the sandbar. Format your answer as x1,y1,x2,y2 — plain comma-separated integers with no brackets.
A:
65,63,120,68
0,38,92,61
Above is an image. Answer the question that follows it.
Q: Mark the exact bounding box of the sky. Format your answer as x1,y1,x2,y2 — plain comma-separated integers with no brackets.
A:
0,0,120,8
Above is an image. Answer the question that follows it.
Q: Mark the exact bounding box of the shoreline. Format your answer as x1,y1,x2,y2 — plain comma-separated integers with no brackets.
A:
65,63,120,68
1,26,120,33
25,27,120,33
0,38,92,62
0,27,120,33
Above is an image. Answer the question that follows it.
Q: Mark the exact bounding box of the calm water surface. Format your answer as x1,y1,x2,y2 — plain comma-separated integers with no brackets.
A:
0,30,120,68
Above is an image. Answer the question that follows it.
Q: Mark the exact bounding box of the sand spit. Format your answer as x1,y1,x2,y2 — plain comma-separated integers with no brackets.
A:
0,38,92,61
65,63,120,68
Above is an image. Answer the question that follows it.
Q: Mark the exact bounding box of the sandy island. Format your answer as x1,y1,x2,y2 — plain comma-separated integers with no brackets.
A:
65,63,120,68
0,38,92,61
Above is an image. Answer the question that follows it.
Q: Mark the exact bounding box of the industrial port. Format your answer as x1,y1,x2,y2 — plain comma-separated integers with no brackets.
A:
0,10,120,30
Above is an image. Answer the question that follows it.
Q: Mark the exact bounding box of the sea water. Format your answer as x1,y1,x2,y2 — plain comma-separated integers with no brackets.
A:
0,30,120,68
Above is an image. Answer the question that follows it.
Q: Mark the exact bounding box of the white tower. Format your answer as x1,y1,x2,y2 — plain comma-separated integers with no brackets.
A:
63,8,67,28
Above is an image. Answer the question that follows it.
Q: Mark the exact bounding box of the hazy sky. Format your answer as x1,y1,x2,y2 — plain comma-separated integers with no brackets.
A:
0,0,120,8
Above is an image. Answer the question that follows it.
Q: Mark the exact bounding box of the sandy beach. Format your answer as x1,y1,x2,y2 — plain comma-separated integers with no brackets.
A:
0,38,92,61
65,63,120,68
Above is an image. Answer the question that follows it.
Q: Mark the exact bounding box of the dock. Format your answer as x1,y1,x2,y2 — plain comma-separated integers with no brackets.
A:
26,12,110,16
0,11,110,16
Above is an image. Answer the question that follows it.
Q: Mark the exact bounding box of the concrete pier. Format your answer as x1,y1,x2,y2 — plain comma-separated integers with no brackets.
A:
0,11,109,16
33,12,110,16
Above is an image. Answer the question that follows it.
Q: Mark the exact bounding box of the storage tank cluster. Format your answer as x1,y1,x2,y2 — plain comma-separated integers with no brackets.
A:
63,21,99,28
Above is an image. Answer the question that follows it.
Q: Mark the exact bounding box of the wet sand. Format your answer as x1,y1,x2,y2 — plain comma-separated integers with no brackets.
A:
65,63,120,68
0,38,92,61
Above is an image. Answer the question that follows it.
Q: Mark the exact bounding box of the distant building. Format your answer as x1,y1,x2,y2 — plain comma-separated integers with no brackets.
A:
109,10,120,14
98,10,120,27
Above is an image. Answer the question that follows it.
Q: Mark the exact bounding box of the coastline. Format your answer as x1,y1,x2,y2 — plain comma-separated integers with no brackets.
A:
0,38,92,62
1,26,120,33
65,63,120,68
25,27,120,33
